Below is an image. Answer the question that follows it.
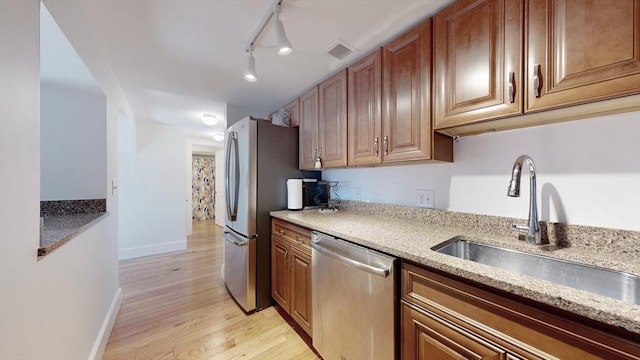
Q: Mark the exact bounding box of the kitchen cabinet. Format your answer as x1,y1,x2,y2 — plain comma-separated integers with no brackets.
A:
269,98,300,128
401,262,640,359
433,0,523,129
526,0,640,112
299,71,348,169
434,0,640,132
318,70,348,168
271,218,312,336
284,98,300,128
348,50,382,166
382,19,453,163
299,86,319,170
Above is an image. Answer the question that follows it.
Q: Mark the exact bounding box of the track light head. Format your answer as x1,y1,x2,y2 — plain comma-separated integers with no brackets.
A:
243,48,257,82
273,9,292,55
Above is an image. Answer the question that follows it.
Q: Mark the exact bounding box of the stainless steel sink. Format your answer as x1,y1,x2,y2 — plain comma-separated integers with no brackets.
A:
432,238,640,305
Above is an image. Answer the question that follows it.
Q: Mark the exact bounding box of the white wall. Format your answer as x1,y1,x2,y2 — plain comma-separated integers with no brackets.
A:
324,111,640,231
118,121,188,259
41,81,107,200
0,2,120,359
226,103,268,127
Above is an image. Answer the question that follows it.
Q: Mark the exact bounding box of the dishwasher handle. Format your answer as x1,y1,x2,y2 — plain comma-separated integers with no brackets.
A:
311,238,391,278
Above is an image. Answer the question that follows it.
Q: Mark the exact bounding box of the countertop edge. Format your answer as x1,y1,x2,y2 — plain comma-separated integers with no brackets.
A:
38,212,110,258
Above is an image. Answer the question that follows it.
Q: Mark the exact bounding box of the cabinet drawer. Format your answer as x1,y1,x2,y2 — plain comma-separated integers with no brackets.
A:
402,262,640,359
272,218,311,248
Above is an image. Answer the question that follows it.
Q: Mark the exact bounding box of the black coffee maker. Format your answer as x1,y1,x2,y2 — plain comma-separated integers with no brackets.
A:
302,179,328,209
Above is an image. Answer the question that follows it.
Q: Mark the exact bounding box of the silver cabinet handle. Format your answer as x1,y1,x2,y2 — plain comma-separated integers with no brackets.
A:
508,71,516,103
310,240,390,278
383,136,388,156
533,64,542,98
373,137,379,156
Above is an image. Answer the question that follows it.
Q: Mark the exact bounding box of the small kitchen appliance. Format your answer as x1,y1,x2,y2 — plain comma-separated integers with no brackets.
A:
302,178,328,209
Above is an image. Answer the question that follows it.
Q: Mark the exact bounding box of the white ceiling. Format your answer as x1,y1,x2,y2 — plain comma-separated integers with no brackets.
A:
42,0,454,146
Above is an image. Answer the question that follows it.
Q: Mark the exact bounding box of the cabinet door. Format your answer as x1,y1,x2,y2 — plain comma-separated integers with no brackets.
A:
382,20,433,162
289,246,312,336
299,86,319,170
318,70,348,168
434,0,523,129
271,237,290,312
526,0,640,112
285,98,300,128
348,50,382,166
402,302,506,360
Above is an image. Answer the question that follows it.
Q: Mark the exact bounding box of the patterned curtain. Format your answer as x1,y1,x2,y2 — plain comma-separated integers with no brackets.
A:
192,157,215,221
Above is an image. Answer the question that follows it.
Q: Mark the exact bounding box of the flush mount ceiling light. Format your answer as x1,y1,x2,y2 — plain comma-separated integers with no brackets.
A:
243,0,293,82
202,114,218,126
213,132,225,142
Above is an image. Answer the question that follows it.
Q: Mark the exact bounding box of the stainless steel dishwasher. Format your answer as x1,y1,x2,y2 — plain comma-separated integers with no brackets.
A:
311,231,397,360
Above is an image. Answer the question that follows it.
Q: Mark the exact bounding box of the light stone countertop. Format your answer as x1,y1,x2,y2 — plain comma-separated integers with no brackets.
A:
270,207,640,336
39,212,109,257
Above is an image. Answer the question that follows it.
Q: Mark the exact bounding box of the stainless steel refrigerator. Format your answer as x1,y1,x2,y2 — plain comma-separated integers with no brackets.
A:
223,116,304,312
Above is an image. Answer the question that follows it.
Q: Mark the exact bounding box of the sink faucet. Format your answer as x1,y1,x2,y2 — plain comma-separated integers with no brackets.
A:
507,155,545,245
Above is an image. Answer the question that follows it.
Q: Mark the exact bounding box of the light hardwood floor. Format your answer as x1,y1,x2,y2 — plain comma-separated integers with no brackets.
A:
103,220,319,360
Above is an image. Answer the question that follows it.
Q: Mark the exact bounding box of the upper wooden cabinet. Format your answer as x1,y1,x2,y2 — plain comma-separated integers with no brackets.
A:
382,20,437,163
525,0,640,112
299,70,348,170
284,98,300,128
348,50,382,166
268,98,299,127
434,0,640,132
318,70,348,168
434,0,523,129
299,86,318,170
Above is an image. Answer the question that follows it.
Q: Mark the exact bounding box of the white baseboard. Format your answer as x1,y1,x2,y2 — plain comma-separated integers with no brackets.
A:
118,240,187,260
88,288,122,360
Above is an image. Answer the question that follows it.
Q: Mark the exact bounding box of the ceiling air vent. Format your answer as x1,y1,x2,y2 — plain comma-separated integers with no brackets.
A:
327,42,354,61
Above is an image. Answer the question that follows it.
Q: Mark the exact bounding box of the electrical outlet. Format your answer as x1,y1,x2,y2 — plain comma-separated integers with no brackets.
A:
353,186,361,201
416,189,435,208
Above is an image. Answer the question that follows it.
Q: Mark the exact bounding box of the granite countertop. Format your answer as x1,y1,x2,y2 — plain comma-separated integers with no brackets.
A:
270,206,640,336
39,212,109,257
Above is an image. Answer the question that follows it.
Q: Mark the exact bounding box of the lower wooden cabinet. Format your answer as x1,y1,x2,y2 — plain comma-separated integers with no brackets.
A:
402,302,506,360
401,262,640,359
271,219,312,336
288,246,312,334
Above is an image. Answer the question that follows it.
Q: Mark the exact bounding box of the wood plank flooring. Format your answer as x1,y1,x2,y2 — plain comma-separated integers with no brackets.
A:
103,220,319,360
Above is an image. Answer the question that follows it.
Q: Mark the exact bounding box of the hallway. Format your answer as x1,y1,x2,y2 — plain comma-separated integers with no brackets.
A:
104,220,318,359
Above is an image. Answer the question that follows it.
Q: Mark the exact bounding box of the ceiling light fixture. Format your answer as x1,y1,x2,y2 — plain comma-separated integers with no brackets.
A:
273,7,292,56
202,114,217,126
243,0,293,82
212,132,225,141
243,46,258,82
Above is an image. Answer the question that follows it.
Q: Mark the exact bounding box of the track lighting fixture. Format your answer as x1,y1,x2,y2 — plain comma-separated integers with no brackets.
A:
243,47,258,82
242,0,293,82
273,6,292,56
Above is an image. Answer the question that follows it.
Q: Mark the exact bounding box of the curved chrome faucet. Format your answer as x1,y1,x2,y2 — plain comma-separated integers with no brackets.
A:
507,155,545,245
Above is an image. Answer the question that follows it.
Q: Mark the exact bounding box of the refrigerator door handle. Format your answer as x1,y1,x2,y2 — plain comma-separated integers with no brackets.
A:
224,231,249,247
225,131,240,221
